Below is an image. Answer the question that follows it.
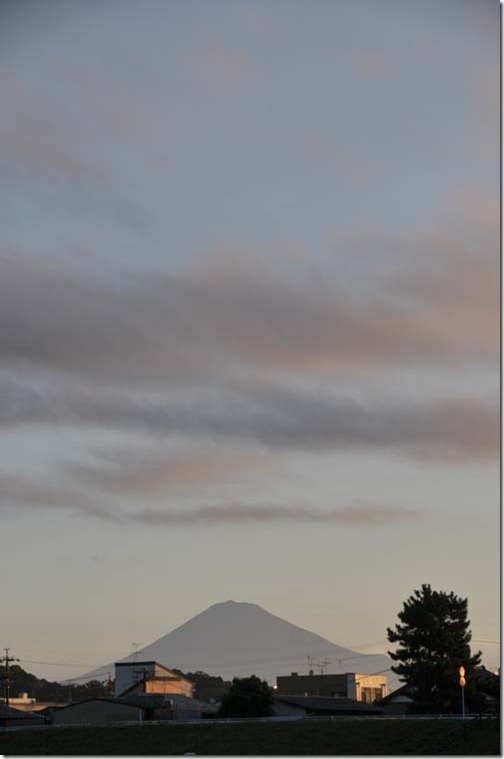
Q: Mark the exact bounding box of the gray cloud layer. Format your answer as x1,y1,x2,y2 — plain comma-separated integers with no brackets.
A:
0,376,498,461
0,238,497,388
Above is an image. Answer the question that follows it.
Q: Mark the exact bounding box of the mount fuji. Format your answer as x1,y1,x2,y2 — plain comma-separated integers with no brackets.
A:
71,600,392,686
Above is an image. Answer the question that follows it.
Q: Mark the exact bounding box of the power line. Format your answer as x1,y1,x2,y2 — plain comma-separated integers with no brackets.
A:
20,659,104,668
60,671,113,683
19,648,390,674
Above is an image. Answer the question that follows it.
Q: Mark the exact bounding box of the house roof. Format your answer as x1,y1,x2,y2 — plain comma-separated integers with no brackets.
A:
0,704,44,720
274,695,383,714
379,668,500,706
377,684,414,705
121,693,216,711
52,697,141,712
471,667,499,685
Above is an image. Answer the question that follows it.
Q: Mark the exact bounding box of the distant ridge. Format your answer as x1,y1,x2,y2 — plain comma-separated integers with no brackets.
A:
68,600,392,686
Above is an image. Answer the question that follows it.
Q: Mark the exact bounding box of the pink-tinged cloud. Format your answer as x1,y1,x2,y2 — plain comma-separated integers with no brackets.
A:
64,445,280,496
0,222,497,388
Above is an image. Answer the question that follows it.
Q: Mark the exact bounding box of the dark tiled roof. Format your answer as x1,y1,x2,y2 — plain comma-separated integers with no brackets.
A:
377,684,414,705
0,704,43,720
274,695,382,714
121,693,215,711
120,694,167,708
471,667,499,684
54,697,140,712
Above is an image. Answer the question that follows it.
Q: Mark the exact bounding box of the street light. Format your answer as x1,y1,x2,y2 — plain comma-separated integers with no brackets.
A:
459,666,466,719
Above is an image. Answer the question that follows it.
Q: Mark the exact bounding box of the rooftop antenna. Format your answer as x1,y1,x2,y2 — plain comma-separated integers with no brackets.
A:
321,658,330,675
307,655,315,675
131,642,141,661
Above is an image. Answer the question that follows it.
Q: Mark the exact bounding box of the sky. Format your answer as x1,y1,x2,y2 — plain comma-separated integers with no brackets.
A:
0,0,500,683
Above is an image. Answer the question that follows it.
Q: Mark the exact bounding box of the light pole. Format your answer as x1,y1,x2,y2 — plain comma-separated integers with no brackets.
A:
459,666,466,719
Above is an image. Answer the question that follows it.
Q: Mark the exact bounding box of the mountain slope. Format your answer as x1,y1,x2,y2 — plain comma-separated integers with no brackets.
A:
70,600,391,685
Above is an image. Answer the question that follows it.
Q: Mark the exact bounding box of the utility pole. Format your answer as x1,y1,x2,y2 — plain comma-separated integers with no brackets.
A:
2,648,20,708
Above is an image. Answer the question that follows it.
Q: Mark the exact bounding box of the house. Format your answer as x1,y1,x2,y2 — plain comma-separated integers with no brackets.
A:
0,693,35,708
378,668,500,716
276,672,388,703
49,694,217,725
50,697,143,726
0,693,68,714
122,693,219,721
0,703,45,728
115,661,194,698
272,695,383,717
376,684,414,715
470,666,500,713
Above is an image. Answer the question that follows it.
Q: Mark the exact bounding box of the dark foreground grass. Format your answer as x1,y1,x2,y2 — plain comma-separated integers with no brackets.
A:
0,718,500,756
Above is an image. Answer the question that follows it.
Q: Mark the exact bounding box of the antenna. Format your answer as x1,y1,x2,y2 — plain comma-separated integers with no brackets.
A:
307,655,315,675
131,643,141,661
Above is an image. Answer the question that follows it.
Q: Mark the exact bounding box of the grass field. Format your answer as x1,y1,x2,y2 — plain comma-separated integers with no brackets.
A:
0,717,500,756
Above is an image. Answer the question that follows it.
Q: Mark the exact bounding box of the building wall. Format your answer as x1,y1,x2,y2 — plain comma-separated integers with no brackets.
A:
53,700,141,725
353,674,388,703
381,700,411,716
276,674,347,697
145,679,194,698
115,663,157,696
277,673,387,702
115,662,194,697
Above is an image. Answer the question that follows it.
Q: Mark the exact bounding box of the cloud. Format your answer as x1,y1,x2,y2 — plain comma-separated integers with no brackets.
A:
0,469,417,527
63,445,280,496
0,223,497,390
0,475,111,520
0,376,497,462
130,503,418,526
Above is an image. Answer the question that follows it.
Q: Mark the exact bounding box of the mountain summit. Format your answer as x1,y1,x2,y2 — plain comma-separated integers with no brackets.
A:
71,601,390,684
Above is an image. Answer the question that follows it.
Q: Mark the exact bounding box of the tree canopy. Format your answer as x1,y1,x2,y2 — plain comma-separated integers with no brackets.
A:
0,665,112,702
172,669,231,701
218,675,273,718
387,584,482,713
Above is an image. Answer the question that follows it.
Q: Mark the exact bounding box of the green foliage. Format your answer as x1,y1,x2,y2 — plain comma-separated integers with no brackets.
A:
387,584,482,714
172,669,231,702
218,675,273,718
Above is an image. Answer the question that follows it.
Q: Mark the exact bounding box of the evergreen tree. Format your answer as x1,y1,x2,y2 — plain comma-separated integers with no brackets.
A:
218,675,273,718
387,584,482,713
